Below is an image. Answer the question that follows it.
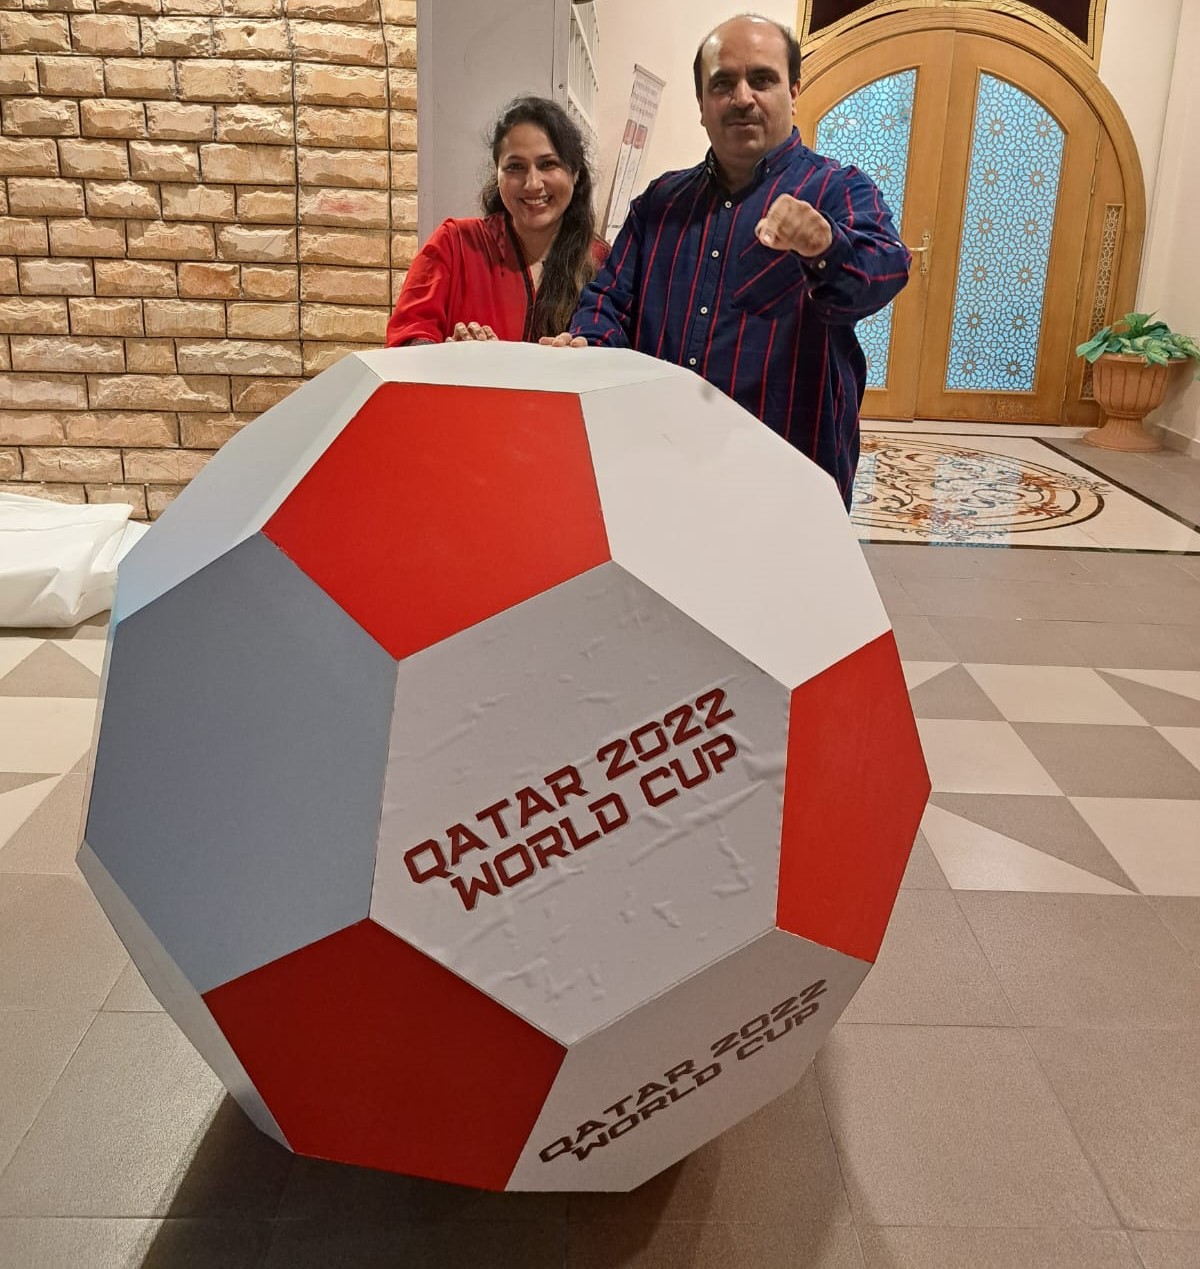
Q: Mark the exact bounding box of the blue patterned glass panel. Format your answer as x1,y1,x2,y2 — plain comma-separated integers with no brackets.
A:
946,75,1064,392
815,69,916,390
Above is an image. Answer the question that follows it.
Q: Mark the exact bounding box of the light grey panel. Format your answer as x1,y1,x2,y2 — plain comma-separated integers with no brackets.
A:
114,354,382,624
85,533,396,993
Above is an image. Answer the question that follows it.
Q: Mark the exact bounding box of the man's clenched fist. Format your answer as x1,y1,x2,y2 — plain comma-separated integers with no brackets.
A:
754,195,834,259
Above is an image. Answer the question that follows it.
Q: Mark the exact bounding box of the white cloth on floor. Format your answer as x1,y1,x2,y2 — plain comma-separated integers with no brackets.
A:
0,493,149,628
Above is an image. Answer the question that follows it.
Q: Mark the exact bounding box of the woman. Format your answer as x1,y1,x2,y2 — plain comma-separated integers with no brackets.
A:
386,96,607,347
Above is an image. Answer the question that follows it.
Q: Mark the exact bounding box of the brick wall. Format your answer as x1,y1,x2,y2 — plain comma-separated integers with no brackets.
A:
0,0,416,519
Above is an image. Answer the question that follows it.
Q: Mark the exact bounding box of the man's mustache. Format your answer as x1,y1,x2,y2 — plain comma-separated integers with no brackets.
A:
722,110,764,125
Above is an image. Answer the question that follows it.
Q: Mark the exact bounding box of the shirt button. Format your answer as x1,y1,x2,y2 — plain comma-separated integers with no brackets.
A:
688,357,697,366
817,260,827,270
711,249,720,258
724,200,732,209
700,306,709,314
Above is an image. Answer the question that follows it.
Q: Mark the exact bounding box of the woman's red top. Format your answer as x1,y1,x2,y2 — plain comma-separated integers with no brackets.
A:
385,212,608,346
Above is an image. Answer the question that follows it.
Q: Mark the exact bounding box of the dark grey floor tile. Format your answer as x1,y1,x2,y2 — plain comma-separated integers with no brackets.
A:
1011,723,1200,798
873,571,923,617
0,772,86,875
858,1226,1139,1268
840,891,1014,1026
1098,672,1200,727
878,544,1093,583
956,893,1200,1028
899,832,949,890
264,1218,566,1269
102,959,163,1012
904,579,1139,624
0,1217,271,1269
1050,621,1200,670
887,615,957,661
0,642,99,698
0,1017,292,1217
816,1024,1116,1228
1149,896,1200,966
566,1221,864,1267
568,1067,851,1227
1131,1231,1200,1268
0,773,57,795
1028,1028,1200,1229
1075,551,1200,589
928,793,1137,890
908,664,1004,720
926,615,1090,665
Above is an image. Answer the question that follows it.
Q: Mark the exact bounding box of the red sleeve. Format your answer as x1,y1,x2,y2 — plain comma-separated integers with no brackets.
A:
591,236,610,267
385,221,459,347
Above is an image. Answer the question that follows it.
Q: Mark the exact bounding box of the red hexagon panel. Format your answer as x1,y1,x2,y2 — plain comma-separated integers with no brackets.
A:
262,382,611,660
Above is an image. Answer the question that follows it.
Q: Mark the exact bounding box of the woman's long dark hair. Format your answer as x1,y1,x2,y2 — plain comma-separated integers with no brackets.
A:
481,96,599,340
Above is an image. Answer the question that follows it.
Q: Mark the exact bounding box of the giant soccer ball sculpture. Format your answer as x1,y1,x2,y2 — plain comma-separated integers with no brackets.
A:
80,345,929,1192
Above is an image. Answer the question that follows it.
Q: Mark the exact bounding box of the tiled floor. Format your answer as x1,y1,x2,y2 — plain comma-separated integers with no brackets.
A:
2,434,1200,1267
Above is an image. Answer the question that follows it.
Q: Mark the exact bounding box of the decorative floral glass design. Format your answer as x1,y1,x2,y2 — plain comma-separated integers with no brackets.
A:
945,75,1065,392
815,69,916,389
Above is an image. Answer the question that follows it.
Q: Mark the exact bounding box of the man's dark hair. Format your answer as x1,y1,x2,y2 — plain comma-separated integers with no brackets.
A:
692,14,802,99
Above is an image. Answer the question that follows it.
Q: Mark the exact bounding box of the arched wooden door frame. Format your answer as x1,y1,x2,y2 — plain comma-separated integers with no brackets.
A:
797,8,1146,425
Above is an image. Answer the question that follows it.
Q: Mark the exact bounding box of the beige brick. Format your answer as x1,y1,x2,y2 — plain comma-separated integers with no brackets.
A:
89,374,228,411
390,232,417,269
3,97,79,137
85,180,160,219
214,103,292,144
69,296,142,335
299,186,388,229
146,102,215,142
67,410,176,445
129,141,200,183
0,13,70,54
127,220,216,261
389,67,416,110
0,480,85,505
0,260,16,294
390,150,417,190
226,301,297,339
162,183,236,223
37,56,104,98
0,55,39,95
381,0,416,23
300,303,385,343
240,264,296,300
286,0,376,20
200,142,295,185
0,339,7,371
391,190,417,231
239,61,292,103
301,265,390,306
290,21,386,66
176,338,300,376
124,339,177,373
50,218,125,258
95,258,175,296
390,108,417,150
177,59,240,103
95,0,162,11
18,258,93,296
87,482,148,519
141,17,213,57
178,261,239,299
0,372,86,409
0,411,66,444
297,146,388,190
213,19,289,58
230,375,300,411
7,177,84,217
0,218,49,256
296,106,386,149
235,186,294,224
23,446,122,483
10,334,121,373
0,138,58,177
302,339,375,375
58,139,129,179
146,483,182,518
144,298,225,337
224,0,281,14
216,224,296,263
104,59,175,100
80,98,145,138
0,447,19,480
385,24,415,68
165,0,221,12
180,411,254,448
299,227,387,267
71,14,139,55
295,63,386,108
123,447,212,480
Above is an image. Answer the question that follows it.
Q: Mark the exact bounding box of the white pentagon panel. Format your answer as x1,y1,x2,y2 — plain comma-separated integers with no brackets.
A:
579,372,890,689
370,562,790,1045
505,928,869,1191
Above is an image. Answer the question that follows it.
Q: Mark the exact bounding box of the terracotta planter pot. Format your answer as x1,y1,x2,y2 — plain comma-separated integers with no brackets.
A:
1084,353,1173,452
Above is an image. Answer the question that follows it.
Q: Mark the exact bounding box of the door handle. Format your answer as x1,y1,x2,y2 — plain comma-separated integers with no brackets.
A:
906,231,932,277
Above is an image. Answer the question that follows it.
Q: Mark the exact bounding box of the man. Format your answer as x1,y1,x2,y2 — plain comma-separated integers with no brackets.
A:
549,14,910,508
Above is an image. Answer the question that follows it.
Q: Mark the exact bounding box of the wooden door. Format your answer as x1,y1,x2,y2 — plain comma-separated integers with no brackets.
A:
796,16,1136,425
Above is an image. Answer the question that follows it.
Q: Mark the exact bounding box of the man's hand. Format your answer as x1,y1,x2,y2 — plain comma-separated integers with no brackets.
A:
754,195,834,258
538,333,587,348
446,321,498,342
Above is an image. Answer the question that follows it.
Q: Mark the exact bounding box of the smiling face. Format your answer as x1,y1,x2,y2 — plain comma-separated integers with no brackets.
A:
496,122,577,246
698,18,799,186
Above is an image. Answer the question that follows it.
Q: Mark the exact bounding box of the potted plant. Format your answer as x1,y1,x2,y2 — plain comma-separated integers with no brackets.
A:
1076,312,1200,451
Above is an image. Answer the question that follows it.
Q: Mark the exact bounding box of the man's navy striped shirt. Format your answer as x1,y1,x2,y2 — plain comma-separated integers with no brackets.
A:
570,129,911,505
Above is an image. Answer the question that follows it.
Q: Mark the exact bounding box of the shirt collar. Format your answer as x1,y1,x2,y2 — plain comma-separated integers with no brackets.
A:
704,127,804,193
